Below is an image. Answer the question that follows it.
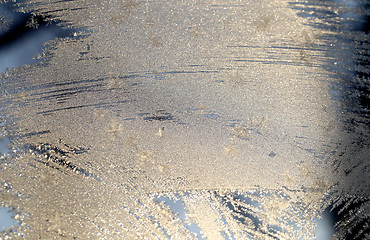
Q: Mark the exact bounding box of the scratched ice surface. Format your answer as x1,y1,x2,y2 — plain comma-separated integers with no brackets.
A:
0,0,369,239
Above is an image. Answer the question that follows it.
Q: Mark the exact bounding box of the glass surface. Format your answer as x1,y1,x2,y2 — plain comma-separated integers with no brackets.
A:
0,0,369,239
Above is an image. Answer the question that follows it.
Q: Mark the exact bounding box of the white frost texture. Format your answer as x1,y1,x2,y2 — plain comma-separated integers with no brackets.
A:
0,0,369,239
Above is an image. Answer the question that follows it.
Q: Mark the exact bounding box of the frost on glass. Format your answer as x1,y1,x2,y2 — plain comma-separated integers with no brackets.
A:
0,0,369,239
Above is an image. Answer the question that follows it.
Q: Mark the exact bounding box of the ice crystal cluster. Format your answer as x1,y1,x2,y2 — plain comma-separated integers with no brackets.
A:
0,0,369,239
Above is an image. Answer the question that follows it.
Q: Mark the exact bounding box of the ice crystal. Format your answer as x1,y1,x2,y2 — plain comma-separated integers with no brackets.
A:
0,15,9,31
25,15,39,29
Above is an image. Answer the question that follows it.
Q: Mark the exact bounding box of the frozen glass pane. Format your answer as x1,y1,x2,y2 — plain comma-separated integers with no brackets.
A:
0,0,369,239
